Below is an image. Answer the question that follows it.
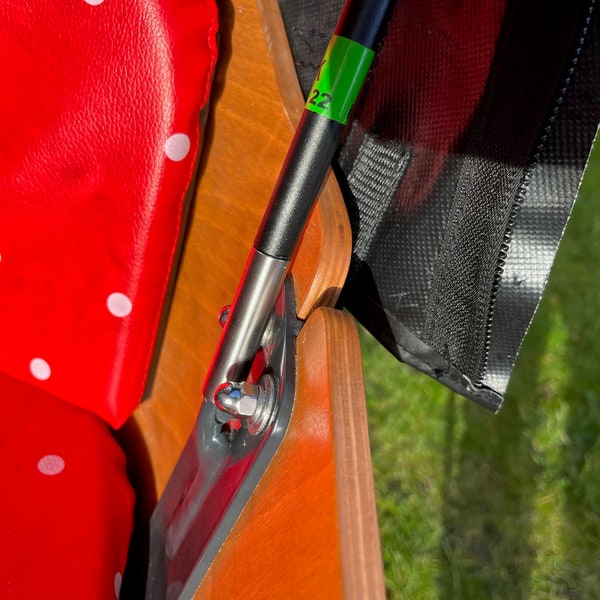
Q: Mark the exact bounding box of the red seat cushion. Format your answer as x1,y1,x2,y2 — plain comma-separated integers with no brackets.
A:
0,0,218,427
0,372,135,598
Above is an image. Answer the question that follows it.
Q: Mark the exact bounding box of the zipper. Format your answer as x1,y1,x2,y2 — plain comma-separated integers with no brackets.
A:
478,0,597,387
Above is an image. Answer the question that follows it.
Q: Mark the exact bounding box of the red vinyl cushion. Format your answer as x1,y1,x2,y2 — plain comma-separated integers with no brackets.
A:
0,371,135,598
0,0,218,427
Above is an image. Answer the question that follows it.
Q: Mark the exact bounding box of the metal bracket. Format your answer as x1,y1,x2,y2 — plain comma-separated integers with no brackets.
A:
146,279,297,599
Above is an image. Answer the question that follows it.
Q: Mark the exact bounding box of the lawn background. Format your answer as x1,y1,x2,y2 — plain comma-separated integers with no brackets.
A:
362,142,600,599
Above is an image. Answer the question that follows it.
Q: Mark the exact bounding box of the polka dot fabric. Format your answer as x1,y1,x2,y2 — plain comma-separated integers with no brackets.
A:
0,0,218,427
0,372,135,597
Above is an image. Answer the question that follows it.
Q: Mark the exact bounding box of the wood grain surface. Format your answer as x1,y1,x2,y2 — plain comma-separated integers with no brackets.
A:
193,308,385,600
120,1,384,596
124,0,351,503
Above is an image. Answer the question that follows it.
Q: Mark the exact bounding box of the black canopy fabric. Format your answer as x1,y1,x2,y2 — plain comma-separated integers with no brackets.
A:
279,0,600,411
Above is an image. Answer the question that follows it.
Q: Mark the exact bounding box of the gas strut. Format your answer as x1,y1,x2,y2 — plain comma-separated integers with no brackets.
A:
204,0,396,418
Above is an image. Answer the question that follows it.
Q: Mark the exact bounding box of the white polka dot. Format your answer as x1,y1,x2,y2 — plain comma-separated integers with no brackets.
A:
107,293,132,318
84,0,104,5
37,454,65,476
165,133,191,161
114,572,122,599
30,358,51,381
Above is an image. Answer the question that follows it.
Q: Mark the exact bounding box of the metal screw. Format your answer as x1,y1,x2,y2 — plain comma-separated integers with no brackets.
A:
218,305,231,327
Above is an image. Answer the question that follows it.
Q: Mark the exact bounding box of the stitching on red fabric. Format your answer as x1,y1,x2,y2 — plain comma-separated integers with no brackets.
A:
137,1,220,419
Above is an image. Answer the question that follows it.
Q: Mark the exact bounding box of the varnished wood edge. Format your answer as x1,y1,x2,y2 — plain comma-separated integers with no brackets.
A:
256,0,304,128
314,308,386,599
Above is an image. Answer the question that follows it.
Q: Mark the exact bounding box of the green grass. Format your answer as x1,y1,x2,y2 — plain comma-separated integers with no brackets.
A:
363,143,600,599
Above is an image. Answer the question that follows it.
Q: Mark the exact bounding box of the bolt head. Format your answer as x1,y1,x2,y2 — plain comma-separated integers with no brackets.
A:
214,381,259,419
237,394,257,417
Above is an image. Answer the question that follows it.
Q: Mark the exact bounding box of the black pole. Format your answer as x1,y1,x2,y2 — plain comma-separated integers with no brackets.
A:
254,0,395,260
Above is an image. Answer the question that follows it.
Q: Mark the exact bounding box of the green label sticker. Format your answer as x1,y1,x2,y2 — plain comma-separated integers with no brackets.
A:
305,35,375,125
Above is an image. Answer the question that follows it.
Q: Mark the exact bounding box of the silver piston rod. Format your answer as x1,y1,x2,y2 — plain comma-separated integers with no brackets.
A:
202,248,289,406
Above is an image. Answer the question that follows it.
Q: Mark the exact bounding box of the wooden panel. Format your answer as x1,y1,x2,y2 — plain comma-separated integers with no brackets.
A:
194,308,385,600
124,0,352,504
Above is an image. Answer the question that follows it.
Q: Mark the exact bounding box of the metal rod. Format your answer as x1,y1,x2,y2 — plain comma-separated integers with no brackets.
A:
203,0,395,407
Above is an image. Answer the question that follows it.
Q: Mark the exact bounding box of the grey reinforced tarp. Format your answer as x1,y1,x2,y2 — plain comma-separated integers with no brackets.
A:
279,0,600,411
